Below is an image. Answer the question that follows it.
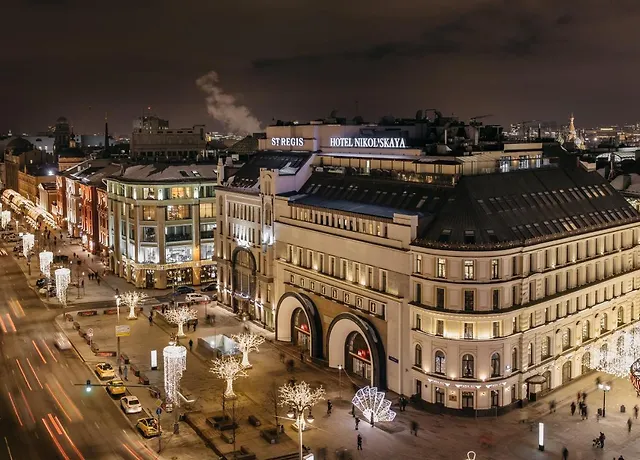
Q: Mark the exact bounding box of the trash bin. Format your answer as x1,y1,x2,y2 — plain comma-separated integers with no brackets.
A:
621,404,626,413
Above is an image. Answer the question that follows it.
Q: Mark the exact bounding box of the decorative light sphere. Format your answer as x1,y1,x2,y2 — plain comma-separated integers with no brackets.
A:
22,233,34,258
55,268,71,305
39,251,53,278
163,344,187,405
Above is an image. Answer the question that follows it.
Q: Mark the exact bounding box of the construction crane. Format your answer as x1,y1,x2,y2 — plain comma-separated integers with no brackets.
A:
517,120,539,141
469,114,493,126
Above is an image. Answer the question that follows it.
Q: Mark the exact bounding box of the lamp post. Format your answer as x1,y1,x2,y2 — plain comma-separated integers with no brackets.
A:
338,364,343,399
279,381,325,460
598,381,611,418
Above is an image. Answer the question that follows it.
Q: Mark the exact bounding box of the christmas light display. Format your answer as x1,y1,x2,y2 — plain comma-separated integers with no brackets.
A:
1,211,11,229
593,327,640,378
164,306,197,337
55,268,70,306
22,233,34,258
163,344,187,405
231,332,265,368
210,355,247,398
119,291,149,319
39,251,53,278
280,380,325,434
352,386,396,423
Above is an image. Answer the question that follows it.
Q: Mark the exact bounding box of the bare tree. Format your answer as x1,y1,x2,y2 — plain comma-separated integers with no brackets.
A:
265,381,281,439
164,306,197,337
231,332,266,368
120,291,149,319
210,355,248,398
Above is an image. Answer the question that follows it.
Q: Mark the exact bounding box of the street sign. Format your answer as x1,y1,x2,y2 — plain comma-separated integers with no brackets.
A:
156,407,162,416
86,328,94,338
156,399,163,408
115,325,130,337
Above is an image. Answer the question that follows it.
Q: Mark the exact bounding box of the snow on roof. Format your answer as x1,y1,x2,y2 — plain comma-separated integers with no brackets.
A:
110,163,218,183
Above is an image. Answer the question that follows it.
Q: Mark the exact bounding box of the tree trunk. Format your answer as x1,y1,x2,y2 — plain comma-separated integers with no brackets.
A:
128,304,136,319
225,378,235,398
177,321,185,337
241,351,251,368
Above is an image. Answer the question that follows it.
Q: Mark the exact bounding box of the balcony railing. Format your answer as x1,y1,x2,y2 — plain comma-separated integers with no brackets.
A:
166,234,192,242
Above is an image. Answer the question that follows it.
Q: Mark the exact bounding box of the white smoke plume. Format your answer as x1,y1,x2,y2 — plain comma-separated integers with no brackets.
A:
196,71,262,135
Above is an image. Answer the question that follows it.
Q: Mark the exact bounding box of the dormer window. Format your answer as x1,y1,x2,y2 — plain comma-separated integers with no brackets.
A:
464,230,475,244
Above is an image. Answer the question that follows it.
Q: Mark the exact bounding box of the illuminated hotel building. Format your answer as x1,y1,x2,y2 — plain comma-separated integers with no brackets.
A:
107,164,217,289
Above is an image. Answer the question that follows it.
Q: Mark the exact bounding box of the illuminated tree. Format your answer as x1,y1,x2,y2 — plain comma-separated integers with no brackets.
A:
165,306,197,337
279,381,325,432
231,332,265,368
210,355,247,398
120,291,149,319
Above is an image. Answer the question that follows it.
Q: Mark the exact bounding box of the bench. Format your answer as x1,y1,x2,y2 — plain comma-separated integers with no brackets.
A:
78,329,86,338
103,308,118,315
120,353,130,365
65,313,73,322
237,446,256,460
129,363,139,376
207,415,230,429
218,420,238,431
90,342,100,353
248,415,261,427
138,374,150,385
72,321,80,330
220,432,233,444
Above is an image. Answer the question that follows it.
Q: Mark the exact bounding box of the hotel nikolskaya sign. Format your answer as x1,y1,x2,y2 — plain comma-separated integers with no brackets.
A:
330,137,406,148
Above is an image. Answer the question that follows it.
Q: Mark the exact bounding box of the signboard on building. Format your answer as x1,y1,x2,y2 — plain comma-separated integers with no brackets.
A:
271,137,304,147
329,137,406,148
115,325,131,337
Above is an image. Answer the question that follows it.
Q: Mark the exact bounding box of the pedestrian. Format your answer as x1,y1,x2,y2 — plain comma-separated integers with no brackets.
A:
561,446,568,460
584,405,588,419
193,319,198,332
300,351,304,362
570,401,576,416
189,339,193,351
577,392,581,403
599,432,605,448
148,313,153,325
123,365,128,381
327,400,332,415
634,405,639,420
81,279,84,289
582,392,587,402
619,455,625,460
403,397,408,411
96,276,100,285
355,416,360,430
549,400,556,413
628,417,633,433
410,420,418,436
356,434,362,451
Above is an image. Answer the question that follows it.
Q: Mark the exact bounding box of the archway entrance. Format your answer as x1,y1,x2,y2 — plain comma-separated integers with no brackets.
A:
327,313,386,389
231,247,256,316
275,292,323,359
292,308,311,354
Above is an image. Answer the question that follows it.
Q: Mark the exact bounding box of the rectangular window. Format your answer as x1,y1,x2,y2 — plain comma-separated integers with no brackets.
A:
492,321,500,338
201,242,214,260
436,288,445,309
369,302,377,314
354,263,360,283
142,206,155,221
415,313,422,330
341,260,347,279
165,225,192,242
380,271,387,292
462,392,474,409
492,289,500,310
414,283,422,303
463,323,474,339
416,255,422,274
330,257,336,276
491,259,500,279
367,267,374,287
170,187,191,199
166,205,191,220
141,226,156,243
199,203,215,218
142,187,155,200
200,223,216,239
464,260,475,280
436,258,446,278
287,245,293,262
165,245,192,263
319,254,324,273
436,320,444,336
464,290,474,312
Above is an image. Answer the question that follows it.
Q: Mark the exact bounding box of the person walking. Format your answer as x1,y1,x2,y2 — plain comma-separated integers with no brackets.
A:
561,446,568,460
189,339,193,351
598,432,605,448
193,319,198,332
634,404,639,420
355,417,360,430
628,417,633,433
570,401,576,416
356,434,362,451
123,365,128,381
410,420,418,436
148,313,153,325
327,400,332,415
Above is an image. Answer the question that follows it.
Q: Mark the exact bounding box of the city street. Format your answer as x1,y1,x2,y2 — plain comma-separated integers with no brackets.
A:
0,242,160,460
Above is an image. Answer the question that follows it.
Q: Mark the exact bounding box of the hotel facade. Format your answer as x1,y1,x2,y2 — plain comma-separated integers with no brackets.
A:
215,118,640,414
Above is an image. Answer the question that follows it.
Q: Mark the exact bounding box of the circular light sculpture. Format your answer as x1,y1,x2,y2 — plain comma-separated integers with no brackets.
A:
55,268,71,306
163,344,187,405
352,386,396,423
39,251,53,278
22,233,34,258
1,210,11,229
631,358,640,394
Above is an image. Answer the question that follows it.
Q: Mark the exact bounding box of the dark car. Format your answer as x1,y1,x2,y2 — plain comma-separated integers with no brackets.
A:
36,278,48,288
201,283,217,292
173,286,195,295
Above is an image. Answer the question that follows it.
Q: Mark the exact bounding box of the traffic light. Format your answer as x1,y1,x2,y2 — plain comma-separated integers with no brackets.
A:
86,379,92,392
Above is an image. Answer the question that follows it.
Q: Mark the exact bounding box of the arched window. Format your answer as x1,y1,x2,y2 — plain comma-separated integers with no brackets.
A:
581,352,591,374
617,308,625,327
541,336,551,359
582,321,590,341
600,314,608,333
599,343,608,368
511,347,518,371
434,350,446,375
462,354,474,378
542,370,551,391
527,342,534,366
562,328,571,351
414,344,423,367
490,353,501,377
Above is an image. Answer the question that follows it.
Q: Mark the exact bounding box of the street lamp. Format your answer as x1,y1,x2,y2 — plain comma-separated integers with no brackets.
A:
598,381,611,418
279,381,325,460
337,364,343,399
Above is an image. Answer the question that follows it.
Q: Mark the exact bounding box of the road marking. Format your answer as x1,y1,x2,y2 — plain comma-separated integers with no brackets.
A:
25,358,43,389
20,389,35,424
32,340,47,364
4,437,13,460
55,415,85,460
15,359,32,391
7,392,23,427
5,315,16,332
42,340,58,363
48,413,62,435
122,443,143,460
41,417,71,460
0,315,7,333
45,383,72,422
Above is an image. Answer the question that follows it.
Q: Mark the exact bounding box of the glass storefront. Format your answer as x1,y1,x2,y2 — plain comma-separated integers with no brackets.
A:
201,243,214,260
201,264,217,282
166,245,192,263
292,308,311,353
346,331,371,382
167,267,193,287
139,246,159,264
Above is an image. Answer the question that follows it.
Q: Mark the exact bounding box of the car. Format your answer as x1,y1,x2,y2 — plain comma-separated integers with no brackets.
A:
136,417,160,437
36,278,48,288
201,283,217,292
95,362,116,380
185,293,209,303
120,395,142,414
53,332,72,350
106,379,126,396
173,286,195,295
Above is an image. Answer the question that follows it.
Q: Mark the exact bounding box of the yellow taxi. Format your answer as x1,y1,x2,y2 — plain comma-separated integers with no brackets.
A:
95,362,116,380
136,417,160,438
106,379,126,396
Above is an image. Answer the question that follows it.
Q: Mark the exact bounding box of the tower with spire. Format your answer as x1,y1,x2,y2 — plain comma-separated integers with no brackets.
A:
104,112,109,149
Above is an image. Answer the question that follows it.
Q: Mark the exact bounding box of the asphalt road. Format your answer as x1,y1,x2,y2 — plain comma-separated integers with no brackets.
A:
0,245,157,460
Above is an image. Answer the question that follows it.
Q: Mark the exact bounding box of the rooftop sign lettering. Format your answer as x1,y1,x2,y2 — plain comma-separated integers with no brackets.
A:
271,137,304,147
329,137,406,148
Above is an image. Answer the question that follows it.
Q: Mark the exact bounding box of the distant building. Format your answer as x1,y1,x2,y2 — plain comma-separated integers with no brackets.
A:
38,182,58,214
53,117,72,153
131,121,207,162
133,115,169,132
3,137,54,192
18,164,57,205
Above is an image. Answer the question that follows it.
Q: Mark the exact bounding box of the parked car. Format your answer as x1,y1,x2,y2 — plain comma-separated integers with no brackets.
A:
173,286,195,295
106,379,126,396
120,396,142,414
200,283,217,292
136,417,160,437
95,362,116,380
185,293,209,303
36,278,48,288
53,332,72,350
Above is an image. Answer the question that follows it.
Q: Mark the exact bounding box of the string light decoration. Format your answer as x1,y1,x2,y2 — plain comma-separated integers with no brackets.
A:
631,357,640,394
39,251,53,278
352,386,396,423
279,381,325,432
593,328,640,378
164,306,197,337
55,268,71,306
1,210,11,229
22,233,34,258
163,344,187,405
231,332,265,368
210,355,247,398
119,291,149,319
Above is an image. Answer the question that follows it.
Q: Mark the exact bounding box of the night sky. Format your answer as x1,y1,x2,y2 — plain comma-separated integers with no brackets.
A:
2,0,639,135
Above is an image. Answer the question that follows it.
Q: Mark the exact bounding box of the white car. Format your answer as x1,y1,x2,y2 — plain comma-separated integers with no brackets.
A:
121,396,142,414
54,332,72,350
185,293,209,303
